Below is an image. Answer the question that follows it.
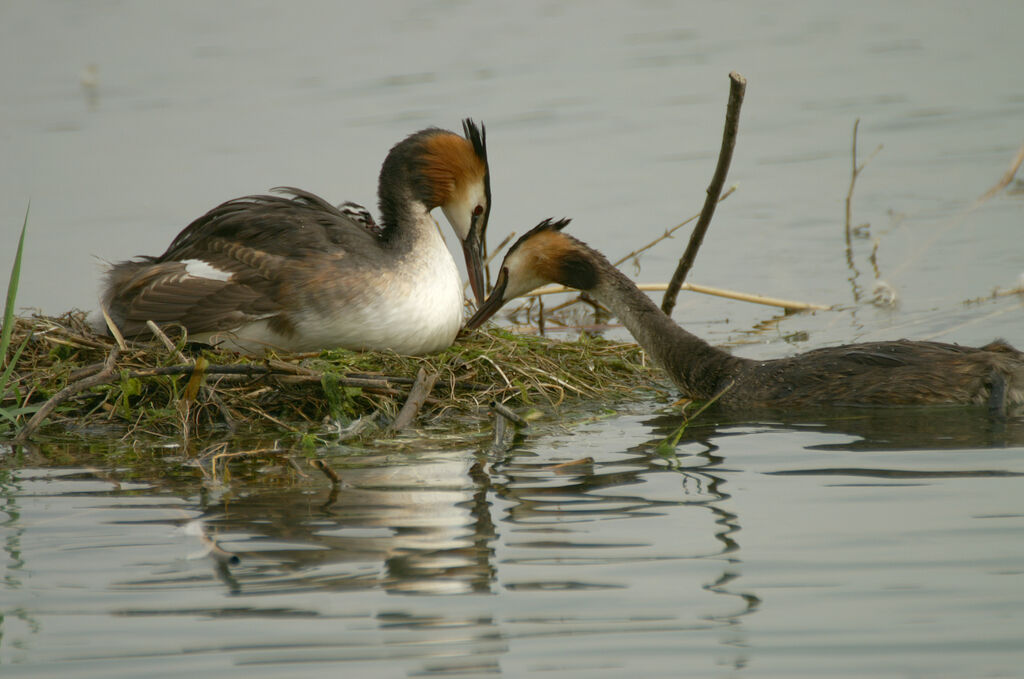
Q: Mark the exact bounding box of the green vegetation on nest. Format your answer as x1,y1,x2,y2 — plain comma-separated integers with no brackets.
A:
1,310,665,444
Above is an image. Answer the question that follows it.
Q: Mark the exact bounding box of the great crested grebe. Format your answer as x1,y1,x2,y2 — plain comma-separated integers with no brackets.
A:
96,120,491,355
467,219,1024,413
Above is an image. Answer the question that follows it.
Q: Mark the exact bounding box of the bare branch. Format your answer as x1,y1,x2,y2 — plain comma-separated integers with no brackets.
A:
662,71,747,316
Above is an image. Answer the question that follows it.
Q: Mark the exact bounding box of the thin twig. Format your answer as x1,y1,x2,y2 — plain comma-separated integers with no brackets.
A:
505,188,737,322
476,354,512,390
62,361,447,391
490,400,529,427
389,367,438,432
100,306,127,351
974,141,1024,206
892,140,1023,281
15,346,120,442
145,320,237,432
613,185,737,268
486,232,516,267
146,320,179,355
527,282,829,312
662,71,746,316
963,283,1024,305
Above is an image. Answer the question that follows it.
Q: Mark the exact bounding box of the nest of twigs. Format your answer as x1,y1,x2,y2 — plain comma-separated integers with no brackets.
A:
2,311,664,443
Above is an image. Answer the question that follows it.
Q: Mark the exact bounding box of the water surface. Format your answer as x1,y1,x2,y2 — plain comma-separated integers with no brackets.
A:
2,1,1024,677
4,409,1024,678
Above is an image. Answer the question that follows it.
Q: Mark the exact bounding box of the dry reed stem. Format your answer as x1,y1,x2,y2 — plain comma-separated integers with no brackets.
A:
146,320,178,355
100,306,127,351
525,282,829,312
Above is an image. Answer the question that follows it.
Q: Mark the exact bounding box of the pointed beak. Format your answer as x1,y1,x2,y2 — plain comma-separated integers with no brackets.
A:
462,206,489,305
462,228,486,306
465,268,508,330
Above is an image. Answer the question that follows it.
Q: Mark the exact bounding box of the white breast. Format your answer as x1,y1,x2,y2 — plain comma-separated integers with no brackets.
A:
198,213,465,355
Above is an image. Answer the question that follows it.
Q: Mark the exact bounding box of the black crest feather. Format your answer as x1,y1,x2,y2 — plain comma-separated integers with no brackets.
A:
462,119,487,165
507,218,572,255
462,118,492,245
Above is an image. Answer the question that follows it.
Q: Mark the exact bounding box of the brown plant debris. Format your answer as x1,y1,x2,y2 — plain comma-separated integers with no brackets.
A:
3,310,664,443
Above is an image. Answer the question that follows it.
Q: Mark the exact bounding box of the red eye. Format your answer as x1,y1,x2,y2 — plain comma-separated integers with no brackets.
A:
473,205,484,216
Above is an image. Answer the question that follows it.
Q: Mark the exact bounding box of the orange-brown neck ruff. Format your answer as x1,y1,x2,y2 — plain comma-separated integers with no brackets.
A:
512,230,598,292
419,133,487,206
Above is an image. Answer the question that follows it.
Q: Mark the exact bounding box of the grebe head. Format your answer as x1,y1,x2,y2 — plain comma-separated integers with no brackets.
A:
466,218,595,329
381,119,491,304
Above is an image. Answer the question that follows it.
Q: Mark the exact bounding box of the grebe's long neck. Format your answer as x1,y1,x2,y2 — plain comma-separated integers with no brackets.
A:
589,255,746,399
376,164,428,250
375,129,456,248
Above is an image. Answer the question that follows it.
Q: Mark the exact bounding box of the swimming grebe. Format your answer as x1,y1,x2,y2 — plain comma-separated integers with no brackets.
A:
97,120,491,355
467,219,1024,413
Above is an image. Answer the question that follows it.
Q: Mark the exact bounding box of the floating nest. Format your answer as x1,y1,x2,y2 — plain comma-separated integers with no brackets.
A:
1,311,666,444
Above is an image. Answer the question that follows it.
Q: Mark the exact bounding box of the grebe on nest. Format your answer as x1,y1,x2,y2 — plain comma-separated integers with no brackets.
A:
467,219,1024,414
97,120,491,355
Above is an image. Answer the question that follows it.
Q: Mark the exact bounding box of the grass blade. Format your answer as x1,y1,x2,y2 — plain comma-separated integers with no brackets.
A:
1,205,29,429
2,205,29,363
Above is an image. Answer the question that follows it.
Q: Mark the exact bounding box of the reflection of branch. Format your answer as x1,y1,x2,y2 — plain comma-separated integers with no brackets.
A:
206,445,287,484
843,119,883,304
844,118,882,235
195,522,241,565
309,458,341,484
663,71,747,316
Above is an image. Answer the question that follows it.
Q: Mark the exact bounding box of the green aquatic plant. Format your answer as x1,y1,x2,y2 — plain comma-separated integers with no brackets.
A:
654,381,733,459
1,208,34,433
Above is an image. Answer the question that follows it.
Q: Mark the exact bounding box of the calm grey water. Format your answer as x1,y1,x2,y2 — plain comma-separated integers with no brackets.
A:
2,1,1024,677
3,410,1024,678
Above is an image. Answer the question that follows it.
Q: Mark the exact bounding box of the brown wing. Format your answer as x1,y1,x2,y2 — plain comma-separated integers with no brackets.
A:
102,188,386,338
743,340,1009,406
